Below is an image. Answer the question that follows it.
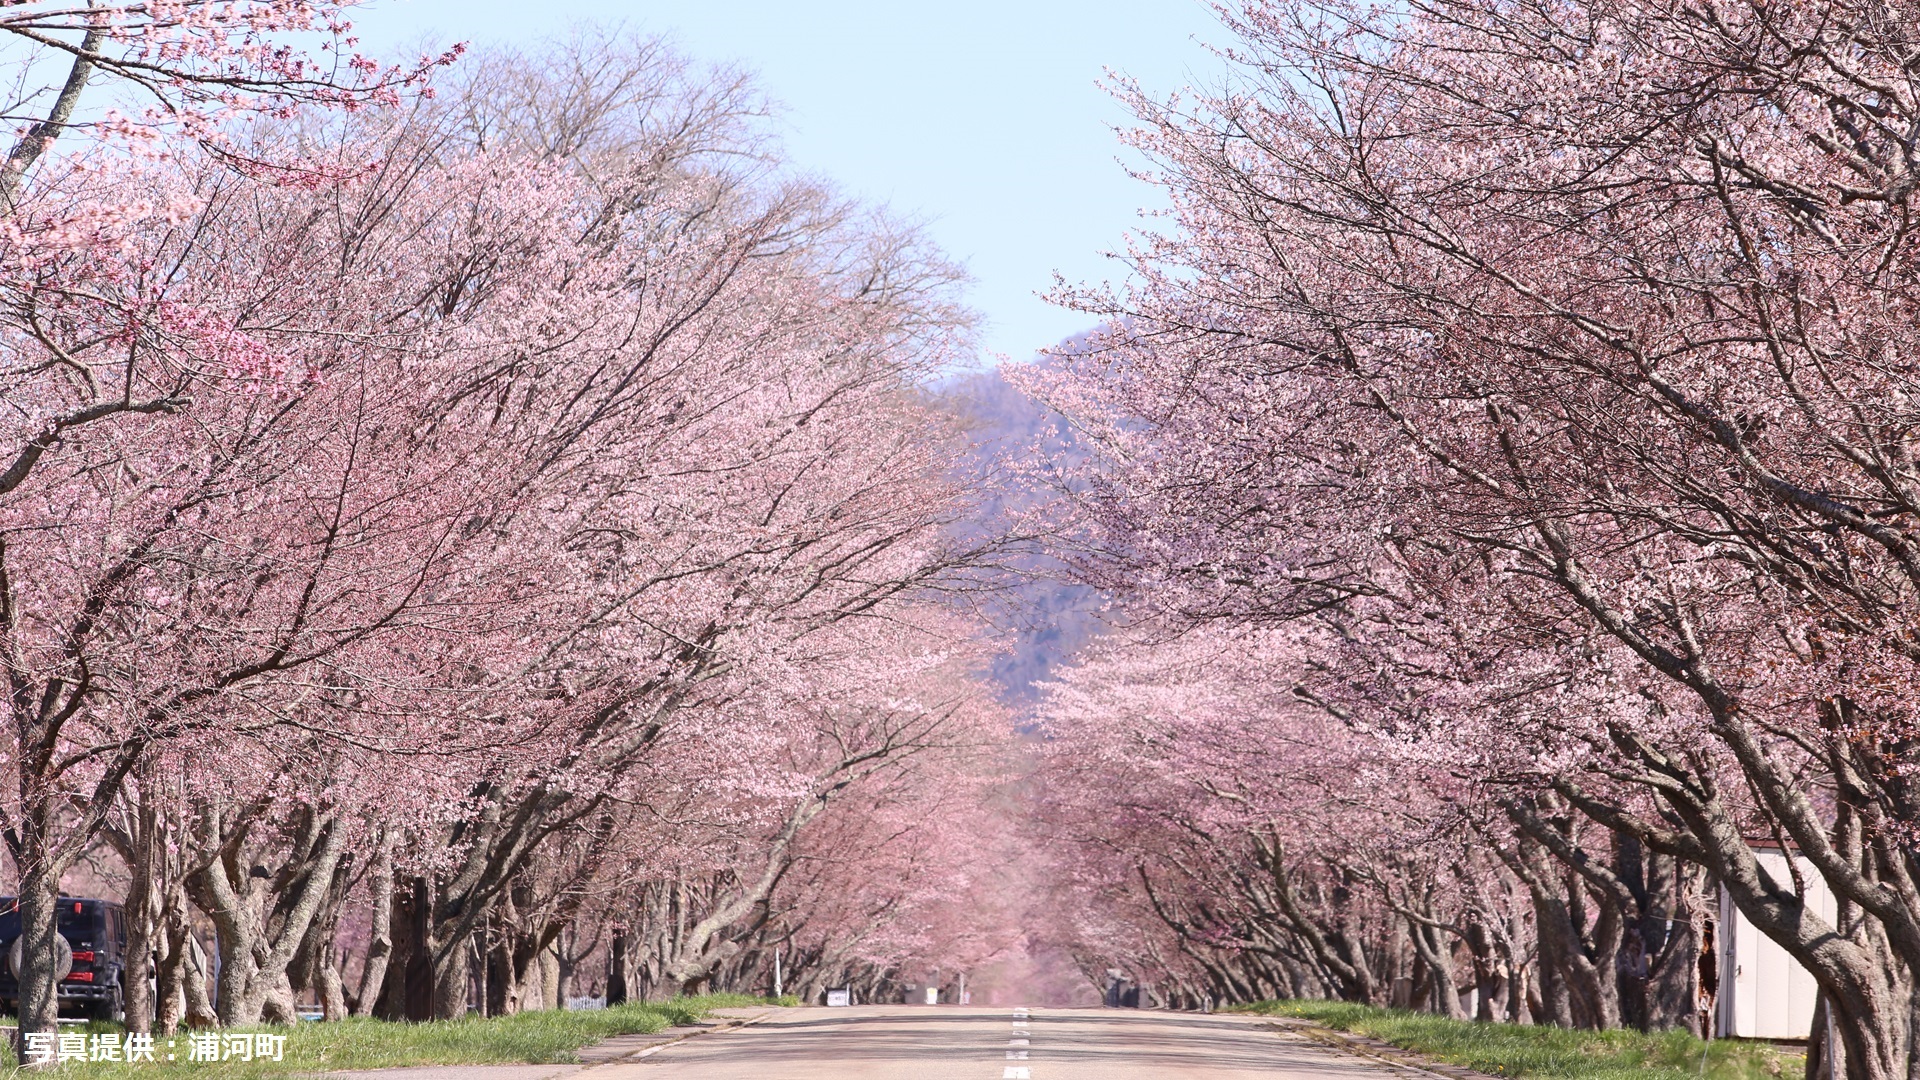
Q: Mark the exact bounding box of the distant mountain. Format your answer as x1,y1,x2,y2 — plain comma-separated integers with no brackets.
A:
941,350,1109,710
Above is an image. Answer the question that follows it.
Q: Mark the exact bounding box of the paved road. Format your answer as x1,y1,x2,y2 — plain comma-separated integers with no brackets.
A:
593,1005,1410,1079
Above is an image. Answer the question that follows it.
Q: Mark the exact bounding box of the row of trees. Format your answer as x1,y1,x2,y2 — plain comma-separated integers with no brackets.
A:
1029,625,1707,1031
0,3,1014,1048
1016,2,1920,1078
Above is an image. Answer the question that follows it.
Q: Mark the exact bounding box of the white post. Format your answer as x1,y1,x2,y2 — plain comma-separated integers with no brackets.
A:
774,946,783,998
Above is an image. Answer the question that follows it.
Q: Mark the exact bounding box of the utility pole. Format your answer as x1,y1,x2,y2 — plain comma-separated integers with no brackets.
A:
774,946,783,999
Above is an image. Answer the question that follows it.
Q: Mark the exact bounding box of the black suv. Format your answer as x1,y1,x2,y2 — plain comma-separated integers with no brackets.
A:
0,897,127,1021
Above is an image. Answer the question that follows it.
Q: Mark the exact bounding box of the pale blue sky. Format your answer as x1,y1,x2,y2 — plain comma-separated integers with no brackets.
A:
350,1,1229,365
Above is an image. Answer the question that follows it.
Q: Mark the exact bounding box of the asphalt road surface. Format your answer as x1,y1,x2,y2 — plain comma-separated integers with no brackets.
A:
597,1005,1410,1079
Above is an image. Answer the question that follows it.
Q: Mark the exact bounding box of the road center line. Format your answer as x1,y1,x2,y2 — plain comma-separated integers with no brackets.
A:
1008,1005,1031,1076
1006,1009,1031,1077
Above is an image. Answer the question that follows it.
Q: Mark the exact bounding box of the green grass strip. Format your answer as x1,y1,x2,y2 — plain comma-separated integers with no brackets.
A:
2,993,780,1077
1236,1000,1802,1080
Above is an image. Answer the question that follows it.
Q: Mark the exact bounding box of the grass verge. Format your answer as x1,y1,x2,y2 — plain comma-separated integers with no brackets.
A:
1,993,778,1077
1237,1000,1802,1080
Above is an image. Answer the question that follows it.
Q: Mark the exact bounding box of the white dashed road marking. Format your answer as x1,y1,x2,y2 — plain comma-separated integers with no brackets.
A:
1005,1008,1032,1078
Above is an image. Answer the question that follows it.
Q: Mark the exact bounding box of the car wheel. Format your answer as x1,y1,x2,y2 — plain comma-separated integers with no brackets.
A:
7,933,73,981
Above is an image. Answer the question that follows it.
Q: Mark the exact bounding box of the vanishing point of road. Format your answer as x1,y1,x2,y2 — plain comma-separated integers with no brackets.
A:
610,1004,1414,1079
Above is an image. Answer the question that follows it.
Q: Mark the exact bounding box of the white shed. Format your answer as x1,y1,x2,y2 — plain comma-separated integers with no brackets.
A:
1716,848,1834,1040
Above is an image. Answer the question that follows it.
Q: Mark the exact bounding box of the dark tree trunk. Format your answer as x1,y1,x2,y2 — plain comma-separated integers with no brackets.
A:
607,930,628,1006
403,877,434,1021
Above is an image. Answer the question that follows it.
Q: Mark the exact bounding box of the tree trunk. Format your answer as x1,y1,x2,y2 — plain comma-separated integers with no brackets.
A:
153,898,213,1037
429,932,469,1020
1565,875,1623,1030
1407,920,1465,1019
1464,918,1506,1023
1530,878,1575,1028
116,790,167,1036
13,858,61,1060
181,931,217,1030
607,929,628,1005
539,941,561,1012
354,838,395,1017
290,856,353,1021
404,877,435,1021
1644,857,1703,1033
191,805,348,1026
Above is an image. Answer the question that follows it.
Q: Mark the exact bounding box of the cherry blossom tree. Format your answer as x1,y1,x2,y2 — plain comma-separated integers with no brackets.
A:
1027,625,1458,1009
0,133,553,1040
0,3,458,1044
583,617,1013,1005
1018,1,1920,1073
0,0,451,203
16,30,1022,1036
